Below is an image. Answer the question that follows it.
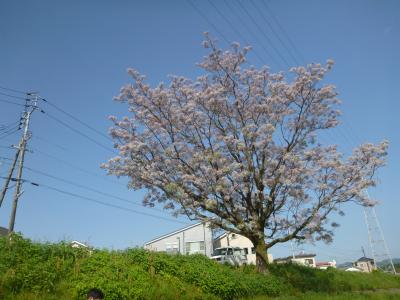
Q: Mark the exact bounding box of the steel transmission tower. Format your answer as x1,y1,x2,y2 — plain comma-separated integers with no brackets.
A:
363,203,396,274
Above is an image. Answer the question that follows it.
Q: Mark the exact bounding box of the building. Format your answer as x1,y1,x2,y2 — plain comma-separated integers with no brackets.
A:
70,240,89,249
353,257,376,273
144,222,213,257
213,232,273,264
274,253,316,267
316,260,337,270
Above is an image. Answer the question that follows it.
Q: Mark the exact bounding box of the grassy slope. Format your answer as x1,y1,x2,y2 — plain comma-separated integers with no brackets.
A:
1,235,399,299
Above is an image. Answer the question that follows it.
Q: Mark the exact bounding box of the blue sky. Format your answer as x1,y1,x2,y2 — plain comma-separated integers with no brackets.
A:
0,0,399,263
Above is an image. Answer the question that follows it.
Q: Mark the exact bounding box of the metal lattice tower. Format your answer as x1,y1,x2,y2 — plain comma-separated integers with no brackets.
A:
363,203,396,274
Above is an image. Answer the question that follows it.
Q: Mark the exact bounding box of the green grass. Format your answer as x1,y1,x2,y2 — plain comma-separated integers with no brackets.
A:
1,234,399,299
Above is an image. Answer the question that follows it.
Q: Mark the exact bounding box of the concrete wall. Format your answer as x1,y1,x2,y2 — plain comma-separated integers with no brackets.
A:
144,223,213,257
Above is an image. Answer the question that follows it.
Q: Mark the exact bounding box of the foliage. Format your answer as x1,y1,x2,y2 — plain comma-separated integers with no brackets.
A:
103,34,388,269
268,263,400,293
1,235,399,299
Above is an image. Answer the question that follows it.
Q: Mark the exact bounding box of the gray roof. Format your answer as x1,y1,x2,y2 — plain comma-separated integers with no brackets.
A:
144,222,204,245
357,257,374,262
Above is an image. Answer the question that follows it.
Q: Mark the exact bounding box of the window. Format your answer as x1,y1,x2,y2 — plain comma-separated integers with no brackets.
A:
233,248,242,256
251,247,256,254
227,248,233,255
243,248,248,255
185,241,205,255
305,259,314,265
165,242,179,254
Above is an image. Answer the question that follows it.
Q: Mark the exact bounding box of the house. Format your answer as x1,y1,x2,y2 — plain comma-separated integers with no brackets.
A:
70,240,89,249
0,226,8,237
316,260,337,270
213,232,273,264
353,257,376,273
144,222,213,257
274,253,317,267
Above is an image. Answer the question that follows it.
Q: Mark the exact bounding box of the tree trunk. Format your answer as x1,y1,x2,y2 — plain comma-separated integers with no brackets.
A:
254,238,270,273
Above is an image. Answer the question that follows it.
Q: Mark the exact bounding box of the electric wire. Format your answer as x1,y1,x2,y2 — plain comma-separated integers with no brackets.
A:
30,147,126,187
0,92,27,100
206,0,265,65
260,0,307,64
41,99,112,142
0,98,27,107
0,175,190,225
0,139,125,187
31,135,70,152
0,128,20,140
235,0,291,69
187,0,231,46
249,0,300,66
42,111,118,155
0,85,27,95
22,164,166,213
0,121,20,130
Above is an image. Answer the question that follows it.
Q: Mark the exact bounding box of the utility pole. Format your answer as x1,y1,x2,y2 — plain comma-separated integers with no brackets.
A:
7,94,38,234
361,246,366,257
0,112,24,208
0,148,21,208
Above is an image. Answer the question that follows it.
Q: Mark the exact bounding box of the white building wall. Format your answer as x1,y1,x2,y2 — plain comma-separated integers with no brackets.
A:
214,233,273,264
291,257,316,268
144,223,213,257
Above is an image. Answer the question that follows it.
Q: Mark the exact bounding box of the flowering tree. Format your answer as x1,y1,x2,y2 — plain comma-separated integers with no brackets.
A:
103,36,388,271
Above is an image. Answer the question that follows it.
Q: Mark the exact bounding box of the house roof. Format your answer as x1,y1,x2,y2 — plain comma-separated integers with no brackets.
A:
357,257,374,262
274,253,316,261
144,222,204,245
0,226,7,237
70,240,89,248
214,232,228,241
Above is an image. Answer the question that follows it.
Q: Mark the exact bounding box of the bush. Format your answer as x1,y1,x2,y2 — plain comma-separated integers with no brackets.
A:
1,235,399,299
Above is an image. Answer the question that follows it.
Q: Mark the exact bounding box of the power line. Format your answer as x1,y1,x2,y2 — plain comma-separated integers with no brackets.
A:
223,0,284,67
42,111,118,155
0,128,20,140
235,0,291,69
41,99,112,142
0,85,27,95
187,0,231,46
260,0,307,64
0,138,125,186
30,146,125,187
222,0,281,67
22,164,166,214
206,0,265,65
0,92,27,101
0,98,27,107
249,0,300,66
1,84,113,146
0,175,189,225
31,135,70,152
0,121,20,130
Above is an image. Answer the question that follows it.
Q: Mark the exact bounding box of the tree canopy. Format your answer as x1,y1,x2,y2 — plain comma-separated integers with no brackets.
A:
103,35,388,270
